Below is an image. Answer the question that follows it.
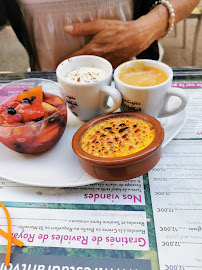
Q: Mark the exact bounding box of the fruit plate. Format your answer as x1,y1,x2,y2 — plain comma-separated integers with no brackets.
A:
0,106,186,187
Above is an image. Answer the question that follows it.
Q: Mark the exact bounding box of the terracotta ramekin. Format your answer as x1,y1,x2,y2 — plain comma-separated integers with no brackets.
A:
72,112,164,181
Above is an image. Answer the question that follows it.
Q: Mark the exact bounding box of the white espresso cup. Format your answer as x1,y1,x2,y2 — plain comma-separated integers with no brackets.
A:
56,55,122,121
114,59,188,118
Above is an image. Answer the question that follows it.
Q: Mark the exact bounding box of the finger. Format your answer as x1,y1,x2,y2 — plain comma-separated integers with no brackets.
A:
64,20,105,36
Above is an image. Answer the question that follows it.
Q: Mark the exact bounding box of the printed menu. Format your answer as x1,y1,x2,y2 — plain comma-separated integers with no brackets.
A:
0,208,149,250
0,81,202,270
149,140,202,269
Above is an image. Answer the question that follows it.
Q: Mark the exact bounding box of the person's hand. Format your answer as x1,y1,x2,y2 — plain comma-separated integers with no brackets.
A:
64,19,157,68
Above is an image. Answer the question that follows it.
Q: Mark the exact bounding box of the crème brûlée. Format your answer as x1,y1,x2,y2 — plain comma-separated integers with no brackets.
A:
80,116,155,158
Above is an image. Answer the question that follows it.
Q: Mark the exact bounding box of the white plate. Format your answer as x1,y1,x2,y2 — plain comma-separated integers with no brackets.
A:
158,95,187,147
159,108,187,148
0,106,186,187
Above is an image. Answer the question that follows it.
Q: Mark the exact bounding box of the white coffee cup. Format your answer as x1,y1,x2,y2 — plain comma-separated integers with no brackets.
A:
114,59,188,118
56,55,122,121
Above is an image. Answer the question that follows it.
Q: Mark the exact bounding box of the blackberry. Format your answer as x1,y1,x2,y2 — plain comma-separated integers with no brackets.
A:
30,96,36,102
22,98,31,104
49,117,56,124
7,107,16,115
13,143,24,153
34,117,43,122
60,121,66,128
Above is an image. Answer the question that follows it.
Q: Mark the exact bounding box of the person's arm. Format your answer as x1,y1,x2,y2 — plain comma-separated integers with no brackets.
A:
143,0,201,42
64,0,200,67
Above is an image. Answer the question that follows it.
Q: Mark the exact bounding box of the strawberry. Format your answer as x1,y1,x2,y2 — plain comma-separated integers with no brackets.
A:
1,110,23,125
0,99,20,112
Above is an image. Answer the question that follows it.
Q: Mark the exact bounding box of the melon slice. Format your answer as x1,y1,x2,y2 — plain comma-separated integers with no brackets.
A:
17,85,43,102
42,102,57,116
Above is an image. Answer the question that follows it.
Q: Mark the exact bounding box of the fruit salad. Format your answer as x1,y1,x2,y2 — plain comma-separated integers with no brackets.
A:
0,85,67,154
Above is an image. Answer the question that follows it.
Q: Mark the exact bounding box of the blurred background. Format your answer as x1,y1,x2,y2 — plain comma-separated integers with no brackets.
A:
0,1,201,73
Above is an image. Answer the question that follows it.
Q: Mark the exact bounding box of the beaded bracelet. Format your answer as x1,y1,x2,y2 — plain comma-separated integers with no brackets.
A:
152,0,175,39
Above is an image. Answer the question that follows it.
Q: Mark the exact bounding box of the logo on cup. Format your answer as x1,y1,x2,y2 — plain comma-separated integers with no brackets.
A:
122,99,141,112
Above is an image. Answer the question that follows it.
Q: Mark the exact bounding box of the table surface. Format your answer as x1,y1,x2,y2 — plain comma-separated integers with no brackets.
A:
0,68,202,270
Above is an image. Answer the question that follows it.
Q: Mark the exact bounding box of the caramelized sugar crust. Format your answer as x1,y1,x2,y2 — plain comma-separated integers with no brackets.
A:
80,117,155,158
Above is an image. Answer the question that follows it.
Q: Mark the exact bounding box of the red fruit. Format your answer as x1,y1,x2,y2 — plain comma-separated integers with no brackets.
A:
0,115,5,125
15,100,45,122
0,95,20,112
1,110,23,125
15,103,30,113
0,104,7,113
22,104,45,122
9,100,21,108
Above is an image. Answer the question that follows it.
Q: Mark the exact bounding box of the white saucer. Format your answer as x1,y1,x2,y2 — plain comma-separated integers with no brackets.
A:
159,107,187,148
0,107,186,187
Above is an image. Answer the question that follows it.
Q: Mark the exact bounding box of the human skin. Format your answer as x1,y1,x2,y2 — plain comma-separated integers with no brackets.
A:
64,0,200,67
